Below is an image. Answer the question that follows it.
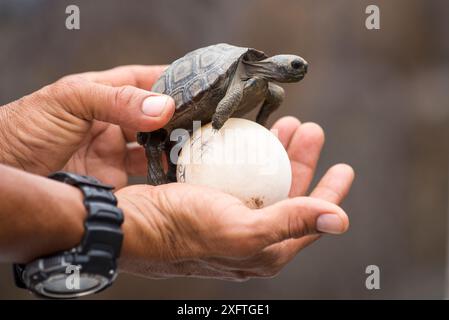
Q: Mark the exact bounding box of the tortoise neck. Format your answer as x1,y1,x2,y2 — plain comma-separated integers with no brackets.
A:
243,58,281,82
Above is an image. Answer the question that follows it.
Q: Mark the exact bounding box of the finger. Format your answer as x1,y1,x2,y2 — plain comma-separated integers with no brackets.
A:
287,122,325,197
310,163,355,202
207,164,355,274
257,163,356,265
250,197,349,250
276,164,355,249
125,145,147,176
271,116,301,149
47,76,175,132
78,65,167,89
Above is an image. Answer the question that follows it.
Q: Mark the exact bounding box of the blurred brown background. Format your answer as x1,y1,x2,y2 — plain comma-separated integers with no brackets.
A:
1,0,448,299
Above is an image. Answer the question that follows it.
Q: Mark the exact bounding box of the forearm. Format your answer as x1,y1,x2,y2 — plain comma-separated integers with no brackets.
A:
0,164,86,263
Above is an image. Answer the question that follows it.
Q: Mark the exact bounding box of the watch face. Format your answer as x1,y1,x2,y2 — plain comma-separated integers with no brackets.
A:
34,273,110,299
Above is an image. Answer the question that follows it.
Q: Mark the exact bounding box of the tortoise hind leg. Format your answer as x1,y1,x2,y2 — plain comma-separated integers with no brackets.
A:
144,129,169,185
256,83,285,126
165,139,178,183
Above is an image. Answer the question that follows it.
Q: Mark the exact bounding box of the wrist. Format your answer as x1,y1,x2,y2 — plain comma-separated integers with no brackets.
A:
114,186,162,273
44,180,87,257
15,172,125,298
0,165,87,262
114,195,140,272
23,178,87,262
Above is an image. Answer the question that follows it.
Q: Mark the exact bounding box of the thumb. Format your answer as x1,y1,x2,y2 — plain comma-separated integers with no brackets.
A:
48,76,175,131
255,197,349,246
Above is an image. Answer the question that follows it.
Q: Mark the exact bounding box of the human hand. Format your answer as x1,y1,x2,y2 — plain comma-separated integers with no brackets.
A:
115,116,354,280
0,65,175,188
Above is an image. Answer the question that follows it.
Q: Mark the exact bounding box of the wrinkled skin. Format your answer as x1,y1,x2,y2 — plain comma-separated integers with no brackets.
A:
0,65,353,280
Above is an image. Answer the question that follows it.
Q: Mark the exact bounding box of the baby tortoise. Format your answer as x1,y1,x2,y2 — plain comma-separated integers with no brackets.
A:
137,43,308,185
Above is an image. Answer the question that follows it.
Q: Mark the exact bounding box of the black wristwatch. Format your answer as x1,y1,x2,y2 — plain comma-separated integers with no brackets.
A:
13,172,124,299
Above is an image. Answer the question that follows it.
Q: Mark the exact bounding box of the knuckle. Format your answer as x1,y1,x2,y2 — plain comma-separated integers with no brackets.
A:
58,74,86,86
46,75,84,99
41,75,88,111
55,75,86,92
114,85,136,108
287,211,315,238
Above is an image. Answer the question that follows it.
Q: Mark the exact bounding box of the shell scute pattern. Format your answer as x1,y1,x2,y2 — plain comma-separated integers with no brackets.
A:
151,44,266,111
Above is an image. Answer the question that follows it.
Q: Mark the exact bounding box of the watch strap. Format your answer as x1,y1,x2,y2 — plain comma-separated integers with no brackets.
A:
47,172,124,258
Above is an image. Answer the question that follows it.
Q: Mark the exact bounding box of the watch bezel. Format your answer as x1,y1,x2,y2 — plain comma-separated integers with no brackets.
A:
33,271,111,299
19,251,117,299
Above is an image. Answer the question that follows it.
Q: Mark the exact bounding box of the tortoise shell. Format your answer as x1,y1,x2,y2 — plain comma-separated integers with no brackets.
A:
151,43,267,112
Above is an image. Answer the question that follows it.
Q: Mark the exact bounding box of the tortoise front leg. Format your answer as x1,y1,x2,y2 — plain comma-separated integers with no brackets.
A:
212,81,244,130
256,83,285,127
212,62,246,130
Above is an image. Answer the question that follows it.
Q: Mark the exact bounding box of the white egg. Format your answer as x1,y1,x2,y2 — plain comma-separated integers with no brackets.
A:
176,118,292,208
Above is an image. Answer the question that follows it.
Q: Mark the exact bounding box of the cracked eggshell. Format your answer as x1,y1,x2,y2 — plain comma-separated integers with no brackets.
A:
176,118,292,208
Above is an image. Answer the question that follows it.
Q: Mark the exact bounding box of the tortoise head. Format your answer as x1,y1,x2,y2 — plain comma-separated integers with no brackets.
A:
244,54,308,83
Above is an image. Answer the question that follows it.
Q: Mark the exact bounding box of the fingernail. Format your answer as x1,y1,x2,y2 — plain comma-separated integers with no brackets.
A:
141,95,170,117
316,214,344,234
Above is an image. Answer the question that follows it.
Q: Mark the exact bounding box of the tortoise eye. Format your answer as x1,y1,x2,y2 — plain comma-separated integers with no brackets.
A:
291,59,303,70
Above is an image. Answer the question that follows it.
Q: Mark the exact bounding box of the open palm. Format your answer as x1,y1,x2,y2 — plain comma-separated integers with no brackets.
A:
116,116,354,280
